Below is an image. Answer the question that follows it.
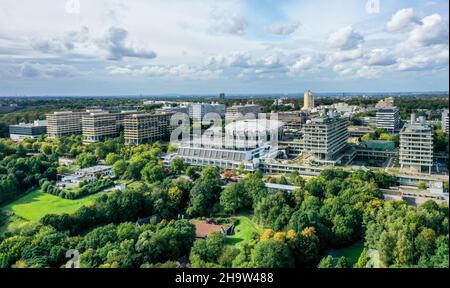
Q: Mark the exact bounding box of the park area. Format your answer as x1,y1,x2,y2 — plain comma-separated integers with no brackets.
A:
226,216,264,247
0,188,105,235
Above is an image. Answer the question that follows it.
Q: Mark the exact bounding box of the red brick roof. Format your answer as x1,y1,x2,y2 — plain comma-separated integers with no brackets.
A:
192,220,230,238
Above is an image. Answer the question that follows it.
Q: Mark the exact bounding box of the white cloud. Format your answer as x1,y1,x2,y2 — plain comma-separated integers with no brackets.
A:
289,55,323,74
102,27,157,60
209,10,247,35
407,14,449,47
386,8,418,33
269,22,300,35
366,49,396,66
20,62,77,78
330,48,364,63
107,64,221,80
328,26,364,50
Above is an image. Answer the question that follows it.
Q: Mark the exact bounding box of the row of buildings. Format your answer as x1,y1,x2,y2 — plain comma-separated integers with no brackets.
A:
45,110,175,145
167,108,441,177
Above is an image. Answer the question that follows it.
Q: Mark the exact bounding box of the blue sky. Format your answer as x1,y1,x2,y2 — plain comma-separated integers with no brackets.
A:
0,0,448,96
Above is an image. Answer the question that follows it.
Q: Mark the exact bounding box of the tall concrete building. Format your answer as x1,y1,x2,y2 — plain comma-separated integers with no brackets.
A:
277,111,308,130
46,111,88,138
442,109,449,134
225,103,261,122
376,107,400,133
302,112,350,165
189,103,226,121
400,114,433,174
124,112,173,145
114,110,139,131
303,90,314,110
82,111,119,144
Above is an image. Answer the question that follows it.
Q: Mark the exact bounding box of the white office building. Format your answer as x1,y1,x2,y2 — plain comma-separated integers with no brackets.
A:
400,115,433,174
376,107,400,133
166,119,284,172
442,109,449,134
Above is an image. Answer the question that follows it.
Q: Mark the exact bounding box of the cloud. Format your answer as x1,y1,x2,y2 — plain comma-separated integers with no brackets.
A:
330,47,364,62
103,27,157,60
407,14,449,47
20,62,77,78
31,26,90,54
328,26,364,50
289,55,323,74
366,49,397,66
107,64,221,80
209,10,247,35
386,8,418,33
269,22,300,35
396,44,449,71
206,51,251,68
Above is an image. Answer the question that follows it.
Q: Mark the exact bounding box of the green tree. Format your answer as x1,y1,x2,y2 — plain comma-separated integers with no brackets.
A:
112,160,127,178
105,153,121,165
169,157,185,175
141,164,166,183
251,239,294,268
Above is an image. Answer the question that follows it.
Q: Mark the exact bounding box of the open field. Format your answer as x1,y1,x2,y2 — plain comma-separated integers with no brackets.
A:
327,241,365,267
226,216,264,247
1,188,103,222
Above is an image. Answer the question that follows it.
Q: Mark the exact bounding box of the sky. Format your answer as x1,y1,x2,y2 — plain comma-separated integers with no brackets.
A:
0,0,448,96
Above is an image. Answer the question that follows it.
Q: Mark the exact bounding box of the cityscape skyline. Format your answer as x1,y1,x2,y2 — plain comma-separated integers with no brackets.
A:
0,0,449,96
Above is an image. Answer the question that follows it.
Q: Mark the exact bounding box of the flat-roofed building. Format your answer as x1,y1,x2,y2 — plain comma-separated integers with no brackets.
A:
442,109,449,134
348,126,375,138
225,103,261,122
166,119,283,172
376,97,395,108
82,111,119,144
400,114,433,174
9,120,47,141
189,103,226,120
376,107,400,133
124,112,174,145
277,111,308,130
46,111,88,138
302,112,350,165
114,110,139,131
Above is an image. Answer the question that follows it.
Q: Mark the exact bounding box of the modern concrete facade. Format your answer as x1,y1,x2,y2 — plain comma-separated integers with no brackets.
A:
376,107,400,133
302,112,351,165
82,111,119,144
46,111,88,138
124,112,173,145
442,109,449,134
225,103,261,122
400,115,433,174
277,111,308,130
9,120,47,141
189,103,226,120
167,119,283,172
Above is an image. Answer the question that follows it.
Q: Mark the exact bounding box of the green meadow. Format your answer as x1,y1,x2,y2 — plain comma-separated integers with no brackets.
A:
2,188,102,222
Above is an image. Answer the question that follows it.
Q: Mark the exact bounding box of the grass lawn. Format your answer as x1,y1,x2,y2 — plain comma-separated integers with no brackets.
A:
2,188,103,222
327,241,364,266
226,216,264,247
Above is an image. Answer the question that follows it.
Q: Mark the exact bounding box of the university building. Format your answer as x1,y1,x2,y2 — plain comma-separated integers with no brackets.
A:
9,120,47,141
46,111,88,138
400,115,434,174
124,112,174,145
82,110,119,144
